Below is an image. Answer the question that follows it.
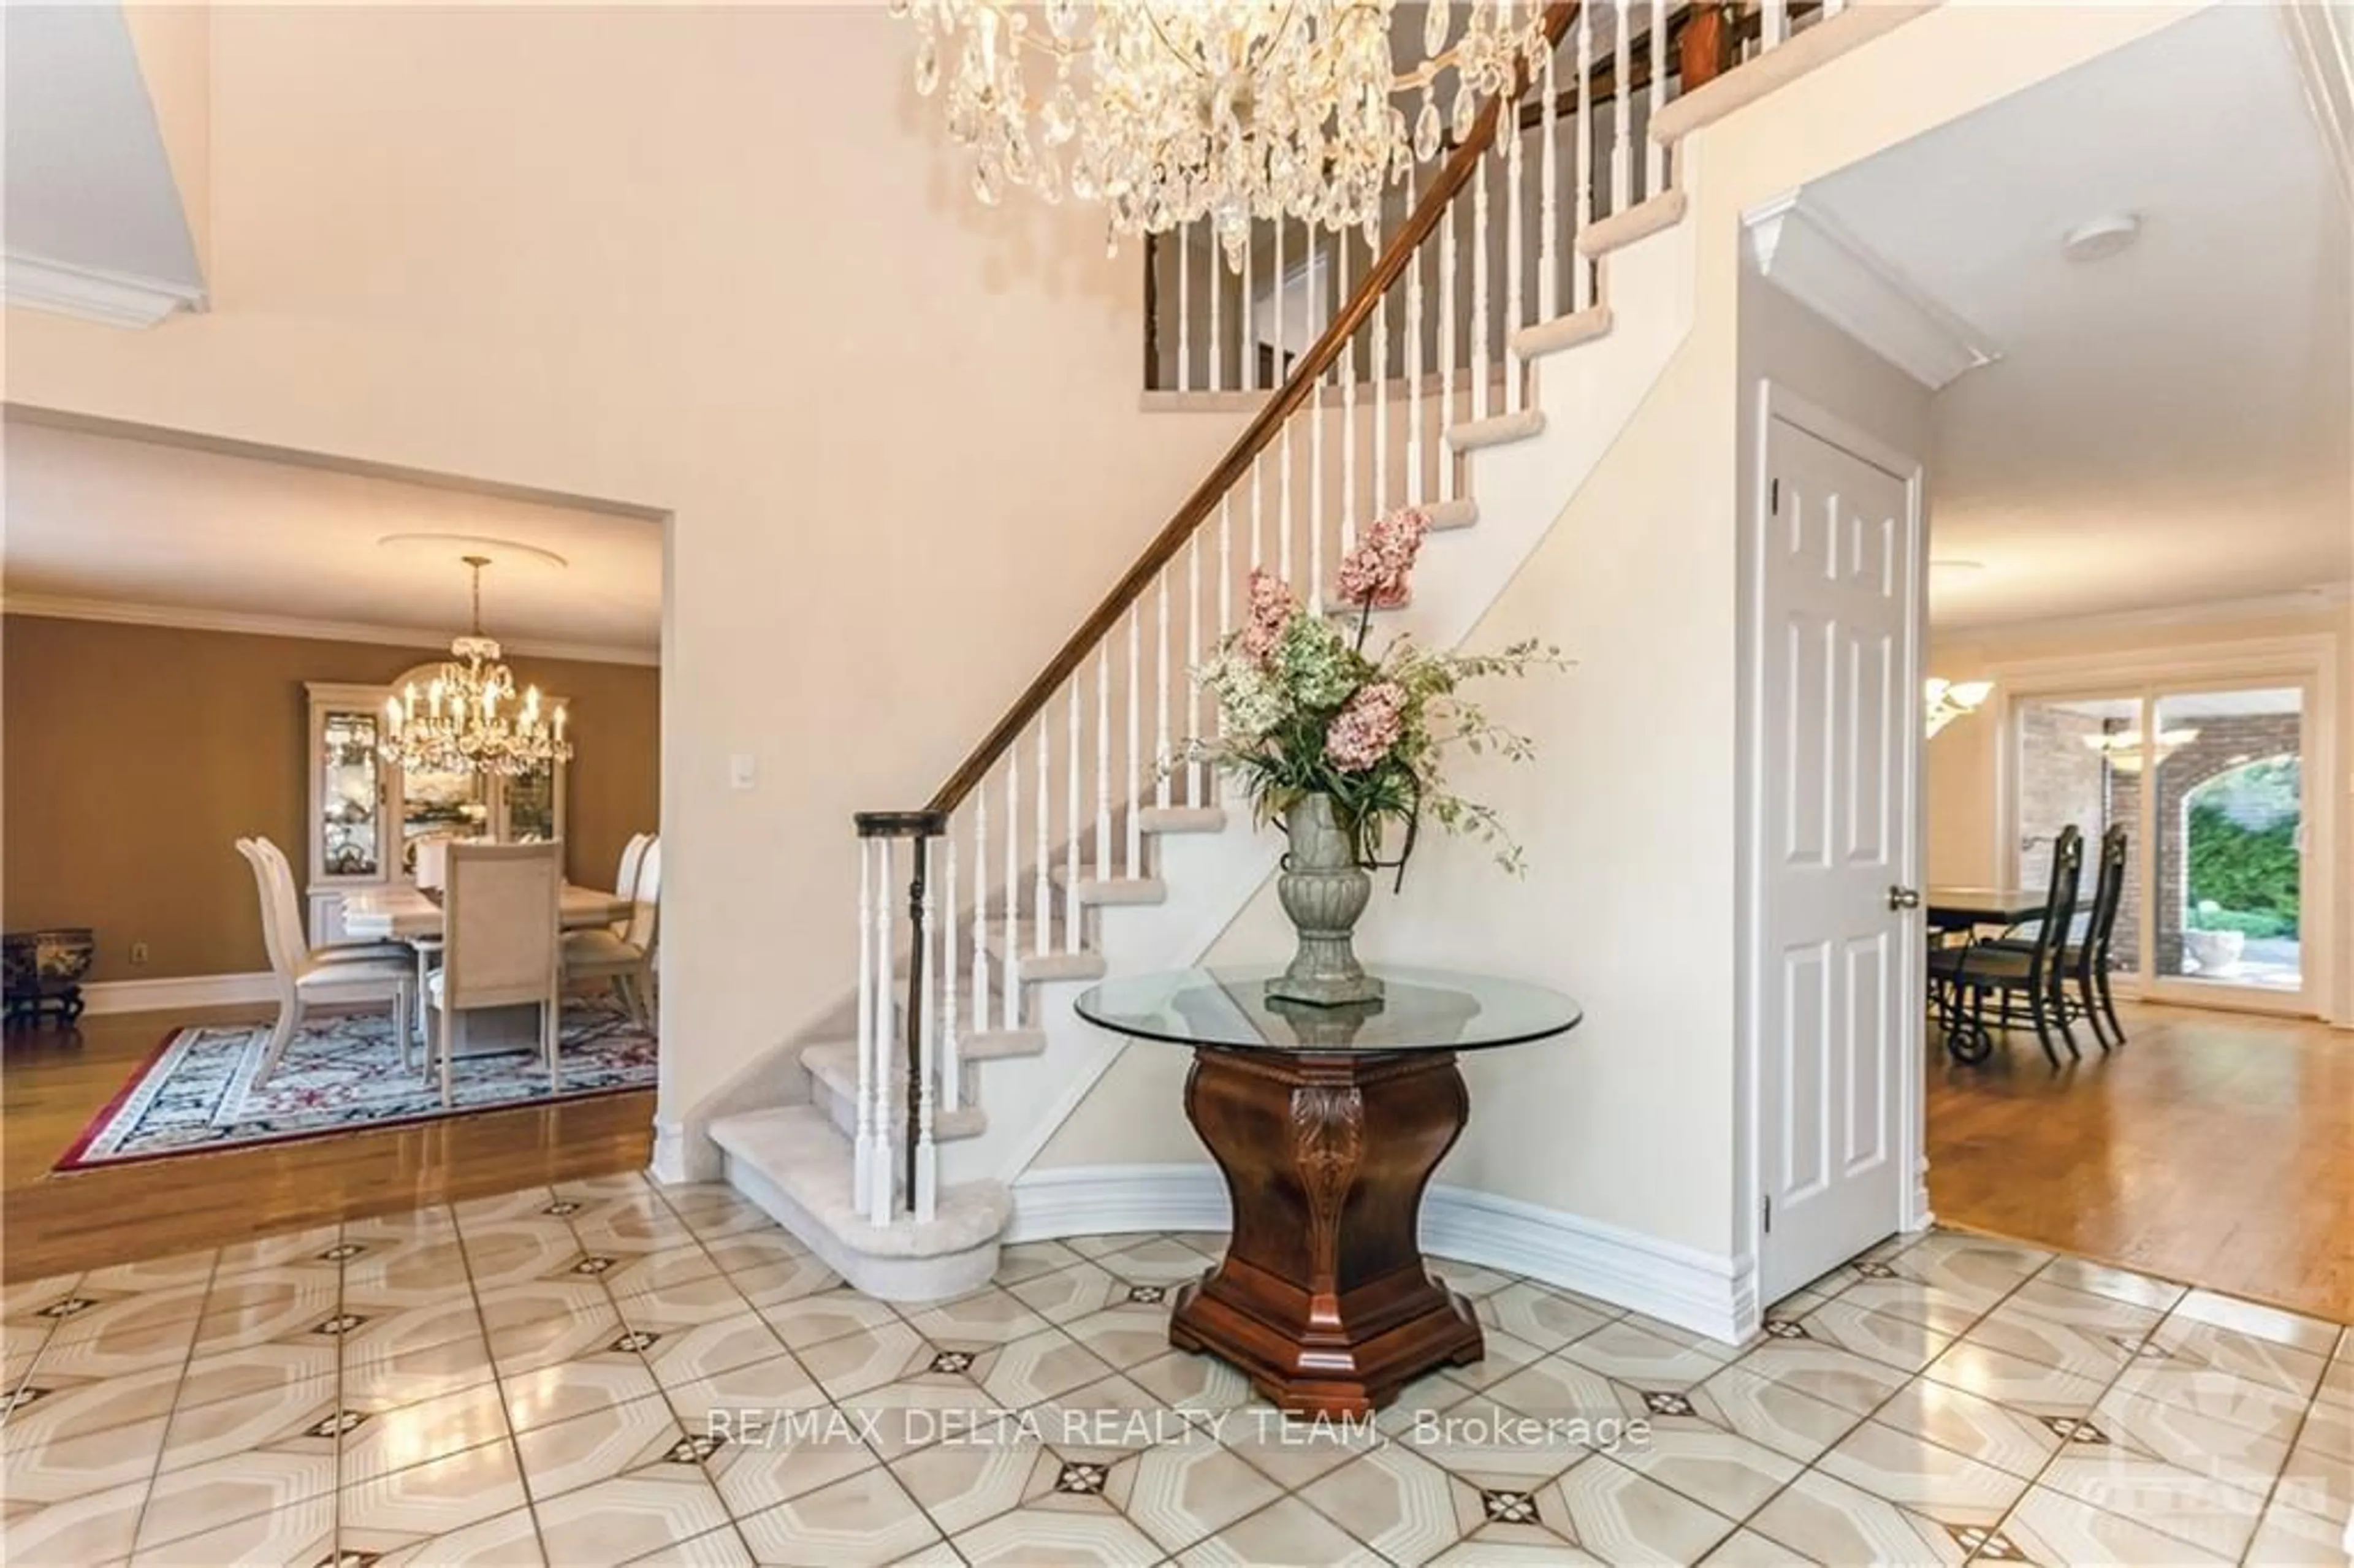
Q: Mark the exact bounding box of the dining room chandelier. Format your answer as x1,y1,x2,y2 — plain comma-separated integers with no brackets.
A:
2083,726,2198,775
379,556,572,778
890,0,1552,267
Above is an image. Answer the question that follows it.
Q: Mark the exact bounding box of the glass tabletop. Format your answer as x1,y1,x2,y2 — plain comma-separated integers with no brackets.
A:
1073,965,1582,1055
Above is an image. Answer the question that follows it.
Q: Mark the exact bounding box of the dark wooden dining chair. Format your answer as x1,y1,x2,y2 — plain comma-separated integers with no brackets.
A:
1984,824,2128,1051
1929,825,2084,1067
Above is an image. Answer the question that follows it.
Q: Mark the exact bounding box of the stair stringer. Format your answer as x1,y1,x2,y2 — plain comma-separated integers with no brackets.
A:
941,200,1699,1193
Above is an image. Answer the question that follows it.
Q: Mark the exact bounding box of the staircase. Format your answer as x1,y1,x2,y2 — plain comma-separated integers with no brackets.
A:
710,0,1892,1300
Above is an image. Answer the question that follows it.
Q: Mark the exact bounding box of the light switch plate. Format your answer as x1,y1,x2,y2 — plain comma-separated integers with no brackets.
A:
729,754,756,790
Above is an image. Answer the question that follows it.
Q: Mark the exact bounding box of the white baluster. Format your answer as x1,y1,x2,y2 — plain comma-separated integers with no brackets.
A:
1575,4,1594,313
1067,678,1081,951
1374,276,1390,516
1155,568,1171,809
1250,451,1264,570
1243,222,1257,394
1125,606,1140,880
1186,532,1203,806
915,839,937,1223
1032,722,1048,960
1441,196,1459,500
1505,66,1525,414
1209,227,1224,392
1612,0,1631,217
1407,166,1425,503
1342,251,1359,557
972,789,989,1047
1096,644,1111,885
1280,421,1294,588
1003,758,1020,1029
1273,219,1286,390
869,836,895,1225
1647,0,1666,198
1310,376,1325,606
943,827,959,1115
855,837,875,1214
1765,0,1790,50
1474,143,1491,420
1218,492,1233,642
1541,42,1559,325
1178,227,1192,393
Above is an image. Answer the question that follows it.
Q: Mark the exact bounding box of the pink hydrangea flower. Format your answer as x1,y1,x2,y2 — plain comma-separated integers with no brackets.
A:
1336,507,1428,608
1325,680,1407,772
1239,568,1298,665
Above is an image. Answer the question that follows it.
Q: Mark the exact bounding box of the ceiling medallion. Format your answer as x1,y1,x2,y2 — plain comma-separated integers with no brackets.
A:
892,0,1551,268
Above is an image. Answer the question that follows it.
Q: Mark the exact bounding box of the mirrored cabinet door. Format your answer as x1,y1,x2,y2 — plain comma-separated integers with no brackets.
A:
316,707,385,881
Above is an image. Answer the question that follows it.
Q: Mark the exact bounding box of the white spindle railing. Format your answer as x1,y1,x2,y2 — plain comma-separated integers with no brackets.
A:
858,3,1837,1229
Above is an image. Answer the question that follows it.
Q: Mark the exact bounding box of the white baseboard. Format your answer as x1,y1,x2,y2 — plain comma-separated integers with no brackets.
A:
79,972,277,1016
1008,1164,1758,1344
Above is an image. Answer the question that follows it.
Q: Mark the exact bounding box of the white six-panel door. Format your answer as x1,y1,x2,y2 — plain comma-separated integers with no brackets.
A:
1754,411,1921,1305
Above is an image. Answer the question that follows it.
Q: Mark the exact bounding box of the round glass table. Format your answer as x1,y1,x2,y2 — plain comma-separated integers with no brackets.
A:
1075,965,1583,1416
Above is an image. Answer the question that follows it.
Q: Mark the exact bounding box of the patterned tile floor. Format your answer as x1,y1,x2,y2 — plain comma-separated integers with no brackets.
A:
2,1174,2347,1566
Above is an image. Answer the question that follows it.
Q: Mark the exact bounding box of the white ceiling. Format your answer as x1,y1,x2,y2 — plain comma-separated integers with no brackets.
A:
1,421,662,658
1,6,201,290
1796,6,2352,631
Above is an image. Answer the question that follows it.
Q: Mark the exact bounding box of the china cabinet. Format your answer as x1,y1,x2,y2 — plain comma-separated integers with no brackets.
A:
304,679,567,943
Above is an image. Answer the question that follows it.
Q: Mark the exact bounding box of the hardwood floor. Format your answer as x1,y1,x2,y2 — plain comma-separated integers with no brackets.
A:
1,1003,651,1282
1928,997,2354,1323
9,999,2348,1325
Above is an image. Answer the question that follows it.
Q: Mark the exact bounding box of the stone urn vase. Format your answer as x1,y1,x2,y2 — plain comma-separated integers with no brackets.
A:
1267,793,1384,1008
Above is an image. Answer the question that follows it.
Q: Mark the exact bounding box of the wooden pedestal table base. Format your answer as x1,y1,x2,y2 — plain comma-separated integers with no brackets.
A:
1170,1045,1482,1415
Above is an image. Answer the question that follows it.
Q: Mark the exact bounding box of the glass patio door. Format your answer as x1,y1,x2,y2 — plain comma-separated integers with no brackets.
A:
2014,681,2312,1013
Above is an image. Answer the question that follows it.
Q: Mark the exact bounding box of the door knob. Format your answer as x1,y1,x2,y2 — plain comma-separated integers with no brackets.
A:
1888,885,1921,911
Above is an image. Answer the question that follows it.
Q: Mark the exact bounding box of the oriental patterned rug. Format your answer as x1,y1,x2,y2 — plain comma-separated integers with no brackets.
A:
54,997,655,1170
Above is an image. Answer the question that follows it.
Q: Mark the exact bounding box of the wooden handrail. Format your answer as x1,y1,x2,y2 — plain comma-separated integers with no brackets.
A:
921,2,1583,820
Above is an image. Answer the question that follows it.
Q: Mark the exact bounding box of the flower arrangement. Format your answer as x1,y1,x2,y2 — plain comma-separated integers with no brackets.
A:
1187,506,1566,879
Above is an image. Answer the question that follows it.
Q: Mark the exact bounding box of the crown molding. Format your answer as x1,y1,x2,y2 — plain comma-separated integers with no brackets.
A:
1743,194,2000,390
1935,583,2352,644
0,592,658,668
1,251,205,329
2280,2,2354,202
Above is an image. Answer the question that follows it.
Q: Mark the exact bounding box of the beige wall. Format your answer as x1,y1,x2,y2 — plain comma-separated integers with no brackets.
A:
0,5,1249,1168
1,614,658,983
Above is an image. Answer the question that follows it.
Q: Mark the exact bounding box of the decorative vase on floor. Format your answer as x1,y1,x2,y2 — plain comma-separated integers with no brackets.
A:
1268,793,1383,1008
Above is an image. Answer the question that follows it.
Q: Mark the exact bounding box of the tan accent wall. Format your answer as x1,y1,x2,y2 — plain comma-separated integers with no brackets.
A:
1,614,658,983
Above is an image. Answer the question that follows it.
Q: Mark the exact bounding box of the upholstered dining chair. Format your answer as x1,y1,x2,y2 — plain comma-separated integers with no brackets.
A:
565,837,659,1029
427,842,563,1108
611,833,653,930
237,838,414,1087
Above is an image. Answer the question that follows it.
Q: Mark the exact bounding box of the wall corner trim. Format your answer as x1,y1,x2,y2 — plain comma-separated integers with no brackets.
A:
80,971,275,1015
1008,1164,1759,1345
1742,195,1998,392
2,251,205,329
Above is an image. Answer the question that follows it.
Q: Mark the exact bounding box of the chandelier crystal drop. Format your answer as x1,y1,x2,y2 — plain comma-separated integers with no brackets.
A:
379,556,573,778
891,0,1552,270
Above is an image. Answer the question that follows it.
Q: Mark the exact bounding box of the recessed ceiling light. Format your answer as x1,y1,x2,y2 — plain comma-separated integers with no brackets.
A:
2062,214,2141,263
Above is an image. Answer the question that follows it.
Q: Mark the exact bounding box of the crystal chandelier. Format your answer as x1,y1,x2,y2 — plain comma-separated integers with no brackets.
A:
2083,726,2198,775
891,0,1552,267
380,556,573,778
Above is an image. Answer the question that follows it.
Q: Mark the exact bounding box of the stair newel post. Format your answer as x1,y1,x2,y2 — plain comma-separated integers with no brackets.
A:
1004,756,1022,1030
913,826,939,1222
870,832,897,1224
1126,604,1142,880
1065,682,1083,953
944,828,962,1117
1096,643,1113,885
970,793,989,1079
853,835,875,1216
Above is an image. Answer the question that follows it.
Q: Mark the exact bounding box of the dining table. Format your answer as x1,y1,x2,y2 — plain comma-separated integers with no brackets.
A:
340,883,638,1056
1924,885,2045,937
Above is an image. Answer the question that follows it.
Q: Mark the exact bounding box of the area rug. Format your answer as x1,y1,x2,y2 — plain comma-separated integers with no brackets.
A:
54,997,657,1171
